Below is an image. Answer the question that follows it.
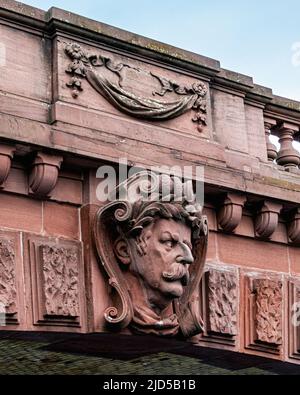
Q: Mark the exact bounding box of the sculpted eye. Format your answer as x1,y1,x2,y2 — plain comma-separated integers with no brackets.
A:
163,239,176,248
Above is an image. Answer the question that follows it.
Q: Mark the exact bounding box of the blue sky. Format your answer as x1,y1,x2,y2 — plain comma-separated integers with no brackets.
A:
22,0,300,101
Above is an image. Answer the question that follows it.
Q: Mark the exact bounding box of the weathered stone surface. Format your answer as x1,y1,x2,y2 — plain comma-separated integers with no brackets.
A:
253,278,283,345
206,269,238,336
26,235,83,328
41,245,79,317
0,239,16,315
1,0,300,365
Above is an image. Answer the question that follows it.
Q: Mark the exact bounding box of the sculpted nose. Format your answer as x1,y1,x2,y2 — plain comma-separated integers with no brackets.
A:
177,242,194,265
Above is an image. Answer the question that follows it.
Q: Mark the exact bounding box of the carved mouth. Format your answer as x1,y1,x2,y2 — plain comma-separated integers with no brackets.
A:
162,265,190,286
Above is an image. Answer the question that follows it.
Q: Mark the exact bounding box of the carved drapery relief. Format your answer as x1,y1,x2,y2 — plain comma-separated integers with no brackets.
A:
64,43,208,132
41,245,79,317
93,171,208,338
253,279,283,345
206,269,238,336
0,239,17,315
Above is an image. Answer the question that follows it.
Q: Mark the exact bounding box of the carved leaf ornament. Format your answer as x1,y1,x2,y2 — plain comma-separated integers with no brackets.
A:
65,43,208,131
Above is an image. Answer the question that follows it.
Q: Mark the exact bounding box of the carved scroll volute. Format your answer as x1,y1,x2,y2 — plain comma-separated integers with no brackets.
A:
288,208,300,244
255,201,282,239
93,201,134,329
29,152,63,197
0,144,15,187
217,193,246,233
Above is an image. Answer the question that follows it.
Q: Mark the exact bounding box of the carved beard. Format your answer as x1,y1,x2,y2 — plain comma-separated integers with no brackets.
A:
162,263,190,286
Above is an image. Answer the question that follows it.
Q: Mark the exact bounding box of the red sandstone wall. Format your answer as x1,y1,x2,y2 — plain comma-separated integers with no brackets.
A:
0,0,300,365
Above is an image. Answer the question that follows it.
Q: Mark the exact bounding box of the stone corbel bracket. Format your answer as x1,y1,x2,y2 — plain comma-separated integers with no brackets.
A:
288,208,300,244
29,152,63,197
217,193,246,233
254,201,282,239
0,144,16,187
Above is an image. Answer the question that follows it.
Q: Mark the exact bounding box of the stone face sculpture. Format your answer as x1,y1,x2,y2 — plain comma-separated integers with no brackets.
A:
93,171,208,338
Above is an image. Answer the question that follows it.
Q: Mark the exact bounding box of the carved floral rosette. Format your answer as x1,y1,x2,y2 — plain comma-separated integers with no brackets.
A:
93,170,208,338
64,43,208,132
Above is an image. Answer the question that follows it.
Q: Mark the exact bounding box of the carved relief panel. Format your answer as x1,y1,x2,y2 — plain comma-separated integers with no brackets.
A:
26,235,83,327
0,238,17,323
245,275,283,355
288,279,300,361
200,266,238,348
0,231,22,326
53,38,212,140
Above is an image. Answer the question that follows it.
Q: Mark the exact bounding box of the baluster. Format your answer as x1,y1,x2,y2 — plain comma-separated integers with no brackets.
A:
276,122,300,169
264,118,278,162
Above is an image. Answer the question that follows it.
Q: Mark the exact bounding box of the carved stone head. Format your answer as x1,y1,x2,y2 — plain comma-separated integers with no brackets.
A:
93,171,208,338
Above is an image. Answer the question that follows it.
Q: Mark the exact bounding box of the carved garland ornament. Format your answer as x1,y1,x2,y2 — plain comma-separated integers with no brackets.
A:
65,43,208,132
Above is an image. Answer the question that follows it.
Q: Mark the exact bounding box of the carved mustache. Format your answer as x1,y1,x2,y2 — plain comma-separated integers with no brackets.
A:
162,264,190,286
